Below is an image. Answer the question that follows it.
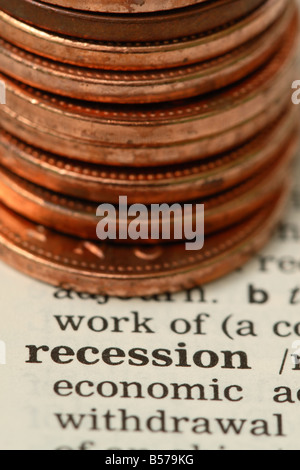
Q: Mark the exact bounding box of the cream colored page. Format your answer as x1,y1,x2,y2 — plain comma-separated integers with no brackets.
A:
0,155,298,450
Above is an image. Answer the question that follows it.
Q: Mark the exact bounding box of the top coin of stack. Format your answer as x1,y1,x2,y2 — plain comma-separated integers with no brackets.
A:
0,0,298,296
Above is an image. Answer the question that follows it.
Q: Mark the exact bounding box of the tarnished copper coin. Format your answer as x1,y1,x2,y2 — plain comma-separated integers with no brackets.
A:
0,8,291,104
0,0,287,70
0,107,296,204
0,0,296,298
0,18,297,166
0,137,293,241
0,0,266,42
37,0,213,14
0,187,289,296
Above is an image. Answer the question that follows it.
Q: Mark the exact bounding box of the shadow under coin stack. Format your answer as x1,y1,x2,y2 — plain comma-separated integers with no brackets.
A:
0,0,298,295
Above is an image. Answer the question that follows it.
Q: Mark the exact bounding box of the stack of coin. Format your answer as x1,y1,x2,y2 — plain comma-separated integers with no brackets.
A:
0,0,298,296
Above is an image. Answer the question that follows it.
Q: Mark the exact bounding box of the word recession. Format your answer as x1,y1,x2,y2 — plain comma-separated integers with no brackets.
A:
96,197,205,250
25,343,251,370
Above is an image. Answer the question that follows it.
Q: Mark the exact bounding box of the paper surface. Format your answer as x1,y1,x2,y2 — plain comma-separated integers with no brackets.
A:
0,151,299,450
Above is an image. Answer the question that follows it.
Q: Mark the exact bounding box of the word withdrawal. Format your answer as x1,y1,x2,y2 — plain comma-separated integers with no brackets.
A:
55,409,285,437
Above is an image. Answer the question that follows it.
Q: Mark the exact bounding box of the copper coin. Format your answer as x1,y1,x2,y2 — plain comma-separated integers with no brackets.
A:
0,140,294,241
38,0,210,14
0,9,291,104
0,87,292,168
0,19,297,166
0,187,289,296
0,107,296,204
0,0,288,70
0,0,266,42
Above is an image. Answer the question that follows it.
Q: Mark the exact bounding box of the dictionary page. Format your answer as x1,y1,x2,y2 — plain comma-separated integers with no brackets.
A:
0,153,299,451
